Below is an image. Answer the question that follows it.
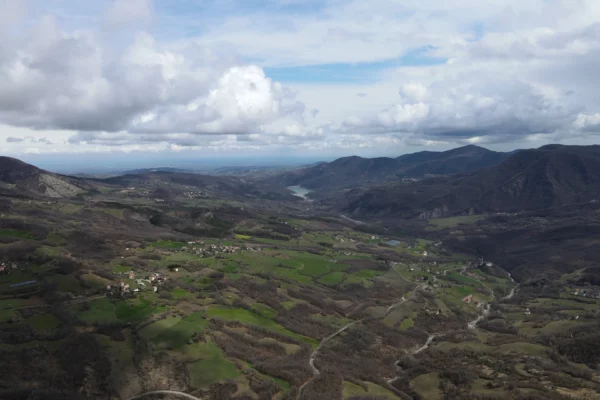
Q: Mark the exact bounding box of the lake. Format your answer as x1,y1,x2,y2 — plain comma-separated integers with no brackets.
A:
288,186,312,200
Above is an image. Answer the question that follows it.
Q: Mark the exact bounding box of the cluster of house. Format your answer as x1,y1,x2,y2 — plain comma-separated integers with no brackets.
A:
335,235,358,244
190,244,242,258
0,262,18,274
183,191,206,199
571,288,600,299
107,271,167,297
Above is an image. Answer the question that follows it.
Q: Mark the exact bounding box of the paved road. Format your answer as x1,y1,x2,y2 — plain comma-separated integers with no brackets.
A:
126,390,204,400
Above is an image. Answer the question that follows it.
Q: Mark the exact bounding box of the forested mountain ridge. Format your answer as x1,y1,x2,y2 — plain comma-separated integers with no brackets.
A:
264,145,511,190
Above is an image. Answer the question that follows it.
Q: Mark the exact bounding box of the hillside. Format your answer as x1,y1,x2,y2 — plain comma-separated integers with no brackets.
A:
0,156,87,198
264,145,510,189
99,170,296,202
341,145,600,219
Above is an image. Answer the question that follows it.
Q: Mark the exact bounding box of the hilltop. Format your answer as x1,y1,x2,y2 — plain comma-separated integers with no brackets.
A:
0,156,87,198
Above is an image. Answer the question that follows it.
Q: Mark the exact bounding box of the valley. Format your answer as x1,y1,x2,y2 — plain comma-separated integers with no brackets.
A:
0,146,599,400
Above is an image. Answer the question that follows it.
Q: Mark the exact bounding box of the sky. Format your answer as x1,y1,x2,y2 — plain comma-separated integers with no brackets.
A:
1,0,600,171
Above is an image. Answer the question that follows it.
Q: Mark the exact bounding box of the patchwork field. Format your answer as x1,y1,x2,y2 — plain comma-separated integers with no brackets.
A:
1,193,599,400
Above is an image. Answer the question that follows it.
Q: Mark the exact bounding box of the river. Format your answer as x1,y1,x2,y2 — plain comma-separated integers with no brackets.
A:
288,185,312,200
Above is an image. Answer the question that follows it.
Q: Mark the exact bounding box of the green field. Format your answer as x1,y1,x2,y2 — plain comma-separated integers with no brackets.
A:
80,273,111,289
206,305,317,346
47,274,82,294
446,271,480,285
410,373,443,400
143,313,209,349
0,229,34,239
318,271,345,286
140,315,182,339
115,297,167,324
251,302,278,319
27,313,60,331
172,287,193,299
71,298,120,324
400,316,415,330
187,339,241,388
152,240,187,249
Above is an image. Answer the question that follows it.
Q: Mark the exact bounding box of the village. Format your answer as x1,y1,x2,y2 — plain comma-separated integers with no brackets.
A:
106,271,168,298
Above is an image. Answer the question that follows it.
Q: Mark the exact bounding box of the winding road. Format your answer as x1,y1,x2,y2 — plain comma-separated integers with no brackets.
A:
296,284,424,400
412,334,436,355
296,320,358,399
501,272,518,301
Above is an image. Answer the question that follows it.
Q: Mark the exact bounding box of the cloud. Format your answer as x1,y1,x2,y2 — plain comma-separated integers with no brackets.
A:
6,136,24,143
2,0,600,157
0,7,306,140
130,65,305,135
575,113,600,133
399,83,427,102
341,77,579,143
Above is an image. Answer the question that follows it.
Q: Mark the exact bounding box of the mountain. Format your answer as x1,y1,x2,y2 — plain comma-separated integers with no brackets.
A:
265,145,510,189
0,156,87,198
341,145,600,219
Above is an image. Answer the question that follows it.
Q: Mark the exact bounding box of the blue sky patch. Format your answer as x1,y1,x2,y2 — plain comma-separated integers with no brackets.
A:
264,46,447,83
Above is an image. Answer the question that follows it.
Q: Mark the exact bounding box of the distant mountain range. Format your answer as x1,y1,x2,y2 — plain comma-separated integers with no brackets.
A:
264,145,511,189
340,144,600,219
3,144,600,219
0,158,294,202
